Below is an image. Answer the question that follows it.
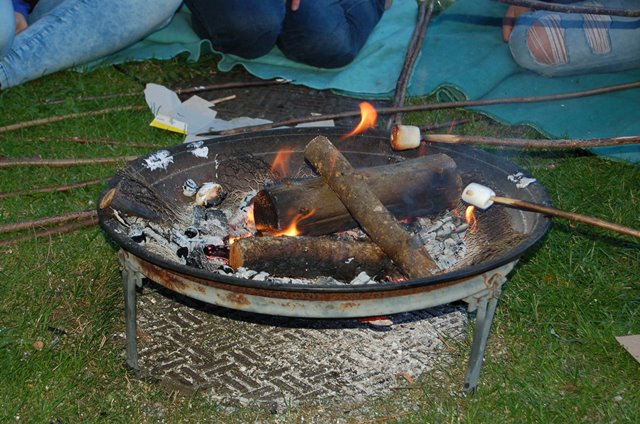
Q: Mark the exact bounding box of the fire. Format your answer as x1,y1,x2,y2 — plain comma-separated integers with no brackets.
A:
271,209,316,237
465,205,478,233
341,102,378,140
246,205,255,225
270,148,293,177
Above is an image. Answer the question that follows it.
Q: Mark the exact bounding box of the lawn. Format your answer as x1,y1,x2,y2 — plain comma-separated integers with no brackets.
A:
1,56,639,423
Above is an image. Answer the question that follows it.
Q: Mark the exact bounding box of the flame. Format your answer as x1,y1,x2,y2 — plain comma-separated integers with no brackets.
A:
271,209,316,237
341,102,378,140
465,205,478,233
246,205,255,226
270,148,293,177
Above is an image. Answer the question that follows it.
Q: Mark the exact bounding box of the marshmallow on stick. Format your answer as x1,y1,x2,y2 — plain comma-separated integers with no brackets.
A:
461,183,640,239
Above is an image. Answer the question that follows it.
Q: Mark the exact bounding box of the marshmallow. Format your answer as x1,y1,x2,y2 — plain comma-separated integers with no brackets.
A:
462,183,496,210
390,125,421,151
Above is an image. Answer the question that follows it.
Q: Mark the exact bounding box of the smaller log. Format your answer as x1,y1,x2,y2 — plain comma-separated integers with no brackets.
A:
229,236,395,280
304,136,438,279
254,153,462,236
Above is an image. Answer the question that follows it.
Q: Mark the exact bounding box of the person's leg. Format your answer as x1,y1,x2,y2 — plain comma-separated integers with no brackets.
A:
277,0,386,68
0,0,182,89
0,0,16,57
183,0,284,59
508,0,640,76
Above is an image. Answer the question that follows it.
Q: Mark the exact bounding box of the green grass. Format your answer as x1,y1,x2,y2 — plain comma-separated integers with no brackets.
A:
1,57,639,423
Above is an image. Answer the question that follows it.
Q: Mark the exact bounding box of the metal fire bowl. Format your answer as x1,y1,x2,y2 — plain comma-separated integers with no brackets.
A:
98,127,551,319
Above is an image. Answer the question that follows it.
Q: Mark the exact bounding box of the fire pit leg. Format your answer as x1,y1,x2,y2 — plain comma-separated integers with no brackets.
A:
118,250,142,375
463,272,507,392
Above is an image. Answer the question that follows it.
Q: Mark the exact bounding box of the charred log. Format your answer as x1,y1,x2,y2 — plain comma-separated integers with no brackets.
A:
229,236,395,280
253,153,461,236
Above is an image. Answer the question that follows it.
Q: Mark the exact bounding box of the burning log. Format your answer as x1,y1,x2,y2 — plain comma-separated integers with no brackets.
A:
229,236,395,280
304,136,439,279
254,154,462,236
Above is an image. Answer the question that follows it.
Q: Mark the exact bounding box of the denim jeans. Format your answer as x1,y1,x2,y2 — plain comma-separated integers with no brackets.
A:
184,0,387,68
0,0,182,88
508,0,640,76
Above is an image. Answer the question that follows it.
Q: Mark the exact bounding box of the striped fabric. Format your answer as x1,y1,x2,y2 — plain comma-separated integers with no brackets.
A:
527,14,568,65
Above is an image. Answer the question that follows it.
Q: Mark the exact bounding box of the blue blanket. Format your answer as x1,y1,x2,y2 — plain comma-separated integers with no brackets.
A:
87,1,639,162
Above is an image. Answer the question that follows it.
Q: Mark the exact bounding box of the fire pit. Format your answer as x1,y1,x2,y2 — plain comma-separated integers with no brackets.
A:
97,127,551,391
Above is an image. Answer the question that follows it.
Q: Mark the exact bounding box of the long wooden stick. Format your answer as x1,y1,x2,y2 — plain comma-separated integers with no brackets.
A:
491,196,640,239
0,210,97,234
0,217,98,247
199,81,640,136
0,106,145,134
0,178,105,200
0,156,137,168
174,78,289,95
498,0,640,17
424,133,640,148
388,0,435,129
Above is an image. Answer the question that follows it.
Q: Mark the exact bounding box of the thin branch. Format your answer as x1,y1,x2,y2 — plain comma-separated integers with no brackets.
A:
497,0,640,17
423,133,640,148
0,178,106,200
0,217,98,247
174,78,289,95
0,156,137,168
200,80,640,136
0,210,97,234
41,92,139,105
388,0,435,128
0,105,146,134
34,136,158,149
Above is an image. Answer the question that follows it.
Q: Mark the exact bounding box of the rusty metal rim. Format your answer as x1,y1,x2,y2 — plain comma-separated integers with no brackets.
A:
98,127,551,293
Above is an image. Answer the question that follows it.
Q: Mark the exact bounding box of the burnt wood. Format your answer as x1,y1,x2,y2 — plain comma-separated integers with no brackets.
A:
253,153,462,236
304,135,438,279
229,236,395,280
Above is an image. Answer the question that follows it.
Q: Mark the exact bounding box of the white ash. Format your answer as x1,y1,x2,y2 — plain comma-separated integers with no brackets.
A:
143,150,174,171
507,172,537,189
186,140,209,158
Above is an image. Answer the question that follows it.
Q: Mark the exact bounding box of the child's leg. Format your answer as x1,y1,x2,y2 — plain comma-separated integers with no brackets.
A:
508,0,640,76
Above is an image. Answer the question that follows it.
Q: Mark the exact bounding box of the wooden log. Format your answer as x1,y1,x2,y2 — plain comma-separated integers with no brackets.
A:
229,236,395,280
253,153,462,236
304,136,438,279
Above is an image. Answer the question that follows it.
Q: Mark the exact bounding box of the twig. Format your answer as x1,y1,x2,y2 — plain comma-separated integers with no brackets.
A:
0,217,98,247
41,92,139,105
423,133,640,148
199,80,640,136
0,106,146,134
0,178,106,200
497,0,640,17
356,411,413,424
0,156,137,168
210,94,237,105
0,210,97,234
174,78,289,95
388,0,435,129
29,136,158,149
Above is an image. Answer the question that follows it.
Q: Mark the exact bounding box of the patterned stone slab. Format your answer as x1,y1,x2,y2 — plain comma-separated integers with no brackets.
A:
135,283,467,409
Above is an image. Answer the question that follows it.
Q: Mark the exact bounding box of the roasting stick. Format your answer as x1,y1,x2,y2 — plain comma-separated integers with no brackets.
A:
462,183,640,239
390,125,640,150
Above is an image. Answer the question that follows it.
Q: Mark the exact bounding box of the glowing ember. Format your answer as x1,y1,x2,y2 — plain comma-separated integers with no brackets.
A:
270,149,293,177
271,209,316,237
341,102,378,140
246,205,255,225
465,206,478,233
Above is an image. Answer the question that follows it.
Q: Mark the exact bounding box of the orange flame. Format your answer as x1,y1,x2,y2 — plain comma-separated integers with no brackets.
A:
341,102,378,140
465,206,478,234
246,205,255,226
271,209,316,237
270,148,293,177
